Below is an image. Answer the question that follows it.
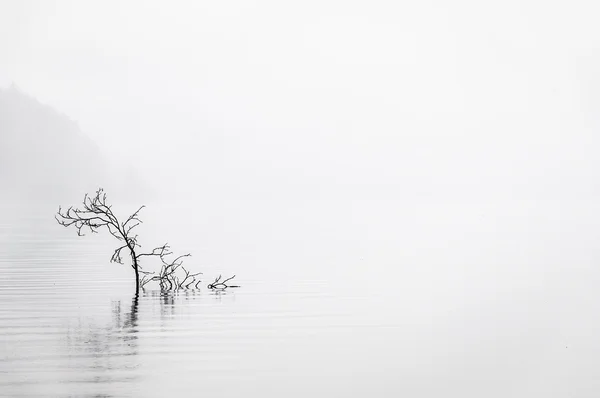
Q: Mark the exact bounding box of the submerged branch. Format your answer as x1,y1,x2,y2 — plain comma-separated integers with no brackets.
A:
207,275,239,291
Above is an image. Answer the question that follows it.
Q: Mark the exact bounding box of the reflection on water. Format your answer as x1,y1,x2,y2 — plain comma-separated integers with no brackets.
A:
65,294,140,386
0,287,243,398
2,200,600,396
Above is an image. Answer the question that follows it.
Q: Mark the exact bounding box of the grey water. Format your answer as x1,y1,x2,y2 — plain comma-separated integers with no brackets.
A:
1,197,600,397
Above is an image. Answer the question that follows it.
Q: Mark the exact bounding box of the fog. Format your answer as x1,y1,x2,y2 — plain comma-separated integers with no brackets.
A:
2,1,600,396
1,1,599,200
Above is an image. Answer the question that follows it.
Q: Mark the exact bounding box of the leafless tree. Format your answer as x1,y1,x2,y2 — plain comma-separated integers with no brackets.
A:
55,188,201,294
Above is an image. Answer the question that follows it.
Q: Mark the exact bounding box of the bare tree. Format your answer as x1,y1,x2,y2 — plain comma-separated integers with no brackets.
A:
55,188,201,294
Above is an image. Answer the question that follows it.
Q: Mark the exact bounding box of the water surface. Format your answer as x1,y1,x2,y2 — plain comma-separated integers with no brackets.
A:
1,198,599,397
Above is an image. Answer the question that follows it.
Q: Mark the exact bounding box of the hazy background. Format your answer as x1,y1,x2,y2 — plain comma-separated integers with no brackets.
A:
2,1,600,396
1,0,599,201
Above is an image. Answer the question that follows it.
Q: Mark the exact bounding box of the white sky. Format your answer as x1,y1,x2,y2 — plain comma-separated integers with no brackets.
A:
1,0,599,199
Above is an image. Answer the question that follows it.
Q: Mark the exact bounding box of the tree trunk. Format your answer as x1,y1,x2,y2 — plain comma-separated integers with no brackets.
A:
130,247,140,295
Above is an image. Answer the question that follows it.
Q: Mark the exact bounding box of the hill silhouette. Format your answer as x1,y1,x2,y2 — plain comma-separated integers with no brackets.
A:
0,85,145,202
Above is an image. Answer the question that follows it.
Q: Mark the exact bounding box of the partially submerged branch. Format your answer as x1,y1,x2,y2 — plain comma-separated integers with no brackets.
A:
207,275,239,291
137,245,201,290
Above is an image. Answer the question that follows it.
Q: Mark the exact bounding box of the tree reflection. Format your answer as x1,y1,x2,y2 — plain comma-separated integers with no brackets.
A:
63,288,223,396
144,289,200,320
64,293,141,393
112,293,139,343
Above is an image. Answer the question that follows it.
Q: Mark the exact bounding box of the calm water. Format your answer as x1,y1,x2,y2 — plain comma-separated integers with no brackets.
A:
2,198,600,397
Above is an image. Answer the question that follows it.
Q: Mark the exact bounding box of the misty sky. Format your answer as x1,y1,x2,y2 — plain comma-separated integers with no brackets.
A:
1,1,599,199
3,4,600,394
